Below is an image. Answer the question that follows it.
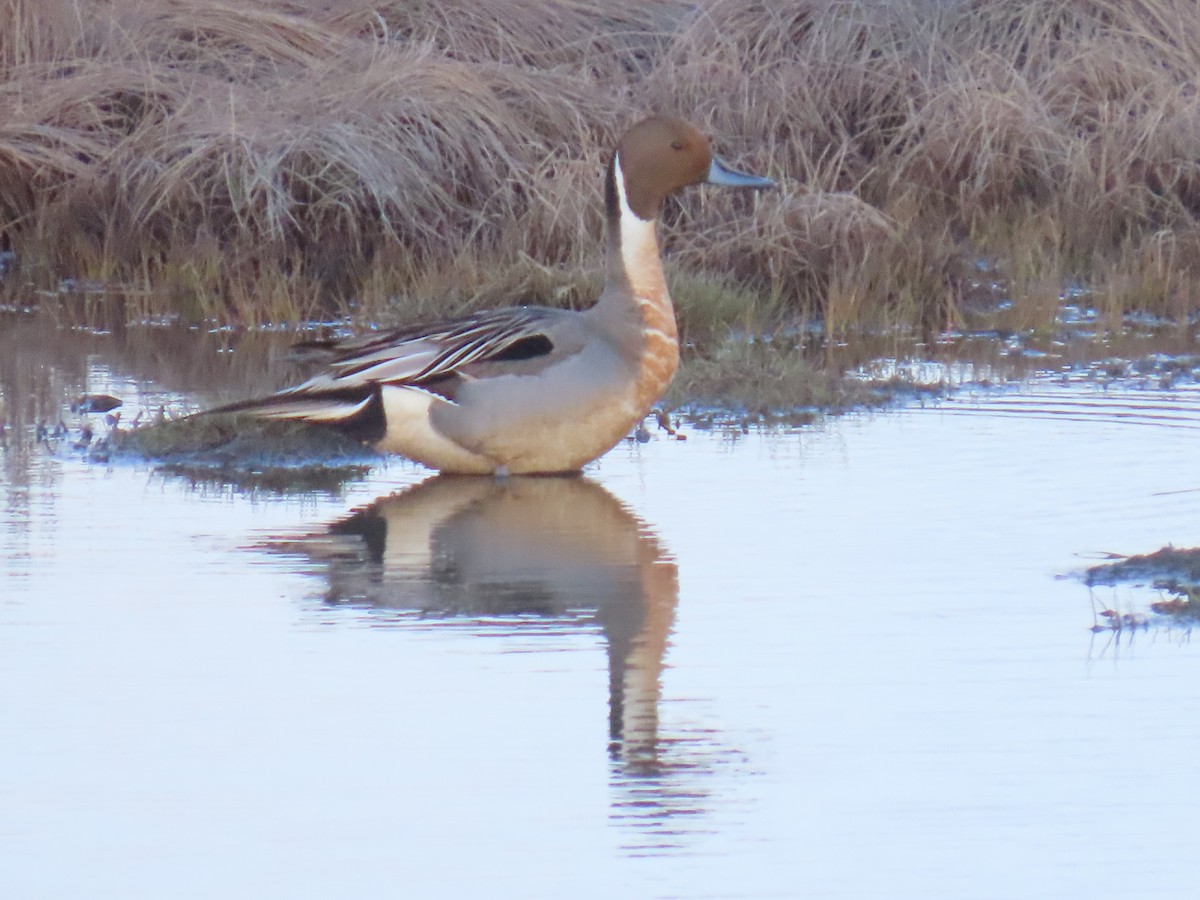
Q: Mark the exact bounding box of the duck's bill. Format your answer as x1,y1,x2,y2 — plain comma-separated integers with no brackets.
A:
706,155,776,189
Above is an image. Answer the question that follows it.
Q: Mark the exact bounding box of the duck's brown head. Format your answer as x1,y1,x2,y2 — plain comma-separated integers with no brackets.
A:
609,116,775,221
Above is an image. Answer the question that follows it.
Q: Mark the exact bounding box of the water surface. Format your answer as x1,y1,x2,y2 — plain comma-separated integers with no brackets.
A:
2,320,1199,899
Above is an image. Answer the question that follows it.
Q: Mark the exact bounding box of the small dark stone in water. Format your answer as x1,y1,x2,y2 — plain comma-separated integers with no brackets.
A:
634,425,651,443
72,394,122,414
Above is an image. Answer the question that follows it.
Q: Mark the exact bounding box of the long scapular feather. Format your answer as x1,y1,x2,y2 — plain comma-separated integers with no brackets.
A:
203,385,377,422
199,305,557,435
249,394,375,421
297,306,558,390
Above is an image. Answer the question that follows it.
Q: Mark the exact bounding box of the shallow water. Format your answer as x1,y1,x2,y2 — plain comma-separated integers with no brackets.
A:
3,319,1200,899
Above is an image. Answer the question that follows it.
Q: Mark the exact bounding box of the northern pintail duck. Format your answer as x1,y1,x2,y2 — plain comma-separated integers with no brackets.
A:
214,116,774,474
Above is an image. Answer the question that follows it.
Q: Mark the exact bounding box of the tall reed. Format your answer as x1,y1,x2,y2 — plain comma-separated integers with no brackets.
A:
2,0,1200,332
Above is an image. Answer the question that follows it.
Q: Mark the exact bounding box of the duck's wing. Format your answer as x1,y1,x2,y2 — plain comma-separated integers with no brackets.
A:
299,305,569,392
205,306,578,440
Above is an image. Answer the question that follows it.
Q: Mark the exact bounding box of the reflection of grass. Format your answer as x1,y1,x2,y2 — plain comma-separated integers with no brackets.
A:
152,461,374,495
5,1,1200,332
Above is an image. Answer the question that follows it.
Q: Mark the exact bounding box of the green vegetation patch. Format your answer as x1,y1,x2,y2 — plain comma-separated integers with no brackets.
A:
114,412,380,492
667,338,945,429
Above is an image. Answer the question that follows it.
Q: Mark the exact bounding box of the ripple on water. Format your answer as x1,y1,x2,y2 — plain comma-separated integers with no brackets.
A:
920,381,1200,430
5,327,1200,898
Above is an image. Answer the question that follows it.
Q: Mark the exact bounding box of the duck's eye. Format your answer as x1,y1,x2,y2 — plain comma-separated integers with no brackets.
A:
670,140,685,151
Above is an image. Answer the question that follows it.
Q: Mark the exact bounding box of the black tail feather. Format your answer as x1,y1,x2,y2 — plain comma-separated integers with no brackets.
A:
201,385,387,446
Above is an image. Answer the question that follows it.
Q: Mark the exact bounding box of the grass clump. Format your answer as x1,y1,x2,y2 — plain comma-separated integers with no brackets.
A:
4,0,1200,336
1085,546,1200,591
666,336,929,423
1085,545,1200,630
113,410,379,491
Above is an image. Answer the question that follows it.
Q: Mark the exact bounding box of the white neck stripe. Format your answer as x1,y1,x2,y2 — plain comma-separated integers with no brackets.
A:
613,153,652,225
613,153,658,292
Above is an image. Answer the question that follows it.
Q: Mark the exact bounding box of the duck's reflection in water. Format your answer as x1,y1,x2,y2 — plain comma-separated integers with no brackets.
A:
279,475,720,852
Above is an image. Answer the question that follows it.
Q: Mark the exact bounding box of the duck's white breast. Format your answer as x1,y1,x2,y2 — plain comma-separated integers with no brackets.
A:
377,386,496,474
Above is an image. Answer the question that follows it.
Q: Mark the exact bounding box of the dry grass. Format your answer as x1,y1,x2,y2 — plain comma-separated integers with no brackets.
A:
4,0,1200,333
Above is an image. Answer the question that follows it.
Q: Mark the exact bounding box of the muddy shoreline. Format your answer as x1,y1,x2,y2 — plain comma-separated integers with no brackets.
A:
4,303,1199,496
